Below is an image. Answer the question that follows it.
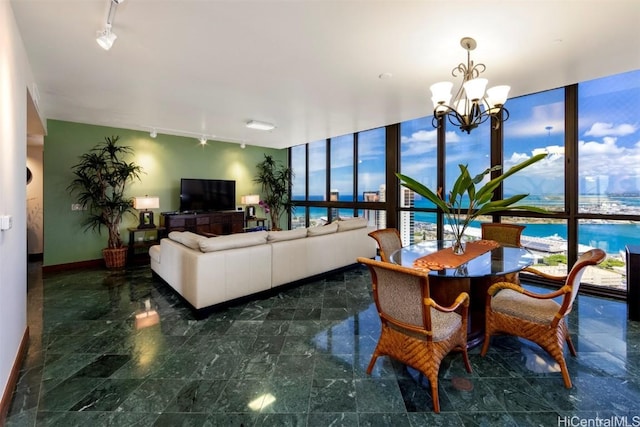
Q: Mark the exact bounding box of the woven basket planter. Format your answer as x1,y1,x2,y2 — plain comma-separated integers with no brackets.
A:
103,247,127,269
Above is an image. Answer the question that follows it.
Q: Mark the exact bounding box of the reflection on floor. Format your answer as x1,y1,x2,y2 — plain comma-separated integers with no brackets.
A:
6,262,640,426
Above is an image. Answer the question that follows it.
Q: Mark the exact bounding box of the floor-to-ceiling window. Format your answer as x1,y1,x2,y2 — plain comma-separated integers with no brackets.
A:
290,69,640,297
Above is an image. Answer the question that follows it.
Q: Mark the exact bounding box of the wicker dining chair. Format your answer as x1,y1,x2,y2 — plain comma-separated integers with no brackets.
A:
481,223,526,285
357,257,471,413
480,223,525,247
481,248,606,388
368,228,403,263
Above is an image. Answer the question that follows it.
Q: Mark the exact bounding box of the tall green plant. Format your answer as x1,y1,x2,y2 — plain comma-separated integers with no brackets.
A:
396,153,549,242
254,154,294,230
68,136,143,249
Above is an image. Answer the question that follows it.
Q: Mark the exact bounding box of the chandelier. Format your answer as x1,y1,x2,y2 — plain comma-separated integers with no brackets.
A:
430,37,510,134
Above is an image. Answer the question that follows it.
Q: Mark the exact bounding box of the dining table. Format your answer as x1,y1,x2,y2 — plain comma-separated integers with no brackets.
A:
390,239,535,347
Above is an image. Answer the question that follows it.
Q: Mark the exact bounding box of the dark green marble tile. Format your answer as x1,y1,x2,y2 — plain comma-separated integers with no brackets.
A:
152,412,208,426
71,354,131,378
456,411,518,426
226,320,263,336
357,412,412,427
39,377,105,411
266,308,296,320
250,335,285,355
118,378,189,413
482,377,554,412
407,412,465,426
313,353,354,380
253,413,307,426
355,378,405,413
281,336,316,355
210,379,268,413
164,379,227,413
69,378,142,411
309,379,357,412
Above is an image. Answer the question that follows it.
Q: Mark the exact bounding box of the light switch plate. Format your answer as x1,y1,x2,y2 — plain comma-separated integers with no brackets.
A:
0,215,12,231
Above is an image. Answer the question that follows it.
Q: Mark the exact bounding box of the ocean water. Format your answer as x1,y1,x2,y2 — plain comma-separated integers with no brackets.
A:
302,195,640,254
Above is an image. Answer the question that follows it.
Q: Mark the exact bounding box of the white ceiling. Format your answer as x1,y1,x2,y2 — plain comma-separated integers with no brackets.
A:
11,0,640,150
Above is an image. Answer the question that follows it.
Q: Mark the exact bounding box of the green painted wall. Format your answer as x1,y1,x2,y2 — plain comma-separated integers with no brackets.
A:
43,120,286,266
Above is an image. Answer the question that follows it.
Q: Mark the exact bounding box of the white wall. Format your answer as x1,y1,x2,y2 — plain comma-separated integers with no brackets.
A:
27,145,44,255
0,1,39,405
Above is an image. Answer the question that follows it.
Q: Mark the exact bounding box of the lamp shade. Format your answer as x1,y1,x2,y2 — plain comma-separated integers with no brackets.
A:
133,196,160,210
463,78,488,101
429,81,453,104
486,85,511,108
241,194,260,205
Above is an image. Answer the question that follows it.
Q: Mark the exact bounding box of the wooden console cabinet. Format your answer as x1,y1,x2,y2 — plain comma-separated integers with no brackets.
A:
161,211,244,236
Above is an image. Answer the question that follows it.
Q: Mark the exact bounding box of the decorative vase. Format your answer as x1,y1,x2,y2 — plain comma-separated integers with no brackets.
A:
451,233,466,255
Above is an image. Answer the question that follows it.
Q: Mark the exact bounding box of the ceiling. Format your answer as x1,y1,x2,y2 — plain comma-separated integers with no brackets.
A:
11,0,640,150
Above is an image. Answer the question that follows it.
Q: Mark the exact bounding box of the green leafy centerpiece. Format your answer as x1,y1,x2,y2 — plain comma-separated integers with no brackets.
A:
396,153,548,254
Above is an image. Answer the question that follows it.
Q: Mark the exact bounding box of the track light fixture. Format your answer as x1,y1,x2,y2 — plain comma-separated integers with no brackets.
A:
96,0,124,51
199,136,207,145
149,129,157,138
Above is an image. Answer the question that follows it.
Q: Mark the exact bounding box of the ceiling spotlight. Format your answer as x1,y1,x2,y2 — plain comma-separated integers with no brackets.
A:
199,136,207,145
96,25,117,50
240,143,246,149
246,120,275,131
149,129,157,138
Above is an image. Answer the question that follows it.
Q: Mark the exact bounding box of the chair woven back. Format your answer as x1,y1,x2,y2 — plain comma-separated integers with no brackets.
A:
368,228,403,263
361,258,433,337
561,248,607,316
481,223,525,246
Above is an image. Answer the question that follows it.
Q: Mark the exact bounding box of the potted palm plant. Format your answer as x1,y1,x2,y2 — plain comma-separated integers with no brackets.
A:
254,154,294,230
396,153,549,254
68,136,143,268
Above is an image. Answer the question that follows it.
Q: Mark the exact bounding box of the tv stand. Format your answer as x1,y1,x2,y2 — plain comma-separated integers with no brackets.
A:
161,211,244,236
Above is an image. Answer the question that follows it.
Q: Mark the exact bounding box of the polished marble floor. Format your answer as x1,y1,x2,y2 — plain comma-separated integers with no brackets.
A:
6,262,640,426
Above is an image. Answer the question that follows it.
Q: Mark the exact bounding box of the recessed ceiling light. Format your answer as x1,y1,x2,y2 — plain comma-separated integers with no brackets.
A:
378,72,393,79
246,120,275,131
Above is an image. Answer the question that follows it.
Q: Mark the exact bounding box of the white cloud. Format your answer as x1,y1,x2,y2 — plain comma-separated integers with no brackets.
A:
584,122,637,137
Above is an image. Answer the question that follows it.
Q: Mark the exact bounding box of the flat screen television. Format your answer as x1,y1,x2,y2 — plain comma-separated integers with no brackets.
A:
179,178,236,212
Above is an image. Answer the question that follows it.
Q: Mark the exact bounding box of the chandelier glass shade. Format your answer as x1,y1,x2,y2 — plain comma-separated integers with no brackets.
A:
430,37,510,134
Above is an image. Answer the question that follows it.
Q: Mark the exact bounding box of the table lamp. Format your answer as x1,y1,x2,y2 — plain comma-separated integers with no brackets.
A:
133,195,160,228
241,194,260,218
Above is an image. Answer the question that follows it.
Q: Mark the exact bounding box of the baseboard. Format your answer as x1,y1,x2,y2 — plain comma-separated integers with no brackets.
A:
42,258,103,275
0,326,29,425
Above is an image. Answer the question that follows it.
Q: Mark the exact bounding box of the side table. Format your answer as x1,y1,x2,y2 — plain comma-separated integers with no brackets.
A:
128,227,166,264
245,217,267,230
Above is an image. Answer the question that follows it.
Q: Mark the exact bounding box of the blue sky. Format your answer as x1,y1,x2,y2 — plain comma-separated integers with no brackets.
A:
295,69,640,200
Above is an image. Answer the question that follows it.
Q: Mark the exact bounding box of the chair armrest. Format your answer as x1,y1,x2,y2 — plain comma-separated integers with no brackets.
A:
426,292,470,313
487,281,570,300
522,266,567,282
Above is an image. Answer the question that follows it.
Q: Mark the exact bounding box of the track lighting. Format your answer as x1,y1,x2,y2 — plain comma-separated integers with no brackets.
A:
199,136,207,145
240,143,246,149
149,129,157,138
96,25,117,50
96,0,123,51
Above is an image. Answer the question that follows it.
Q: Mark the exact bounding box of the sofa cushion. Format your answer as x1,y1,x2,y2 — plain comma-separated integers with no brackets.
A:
307,222,338,236
199,230,268,252
335,217,368,232
168,231,208,250
268,228,308,242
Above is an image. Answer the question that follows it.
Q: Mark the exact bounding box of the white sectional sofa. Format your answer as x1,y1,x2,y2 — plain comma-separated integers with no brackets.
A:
149,218,377,314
